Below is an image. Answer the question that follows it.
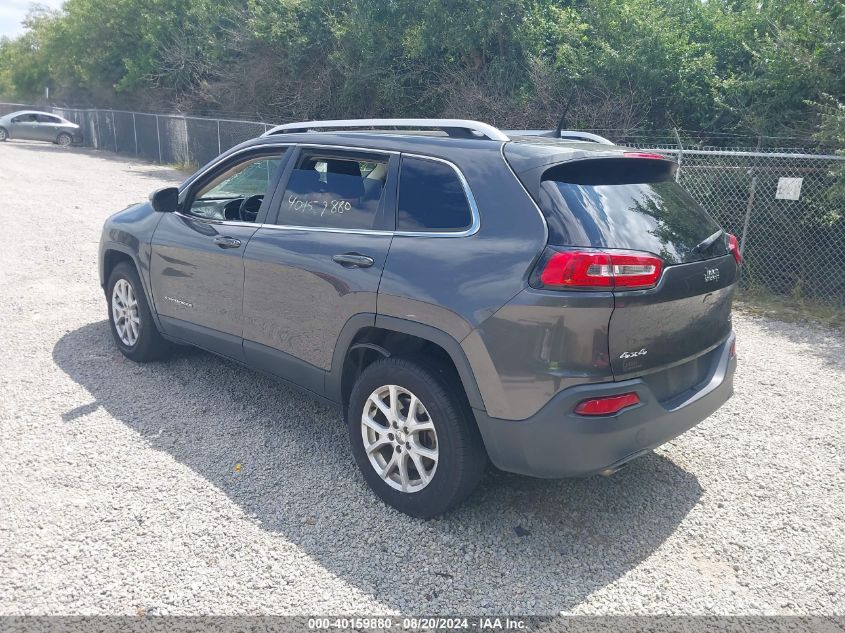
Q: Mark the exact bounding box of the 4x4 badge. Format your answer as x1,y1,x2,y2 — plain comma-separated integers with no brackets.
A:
704,268,720,282
619,348,648,359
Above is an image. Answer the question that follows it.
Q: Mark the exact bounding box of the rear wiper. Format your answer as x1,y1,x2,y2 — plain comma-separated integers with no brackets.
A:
693,229,724,255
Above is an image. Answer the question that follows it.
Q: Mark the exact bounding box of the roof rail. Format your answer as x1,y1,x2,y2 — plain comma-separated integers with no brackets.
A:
261,118,510,142
503,129,614,145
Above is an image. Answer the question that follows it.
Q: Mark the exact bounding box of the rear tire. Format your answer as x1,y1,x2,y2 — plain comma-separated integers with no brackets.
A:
0,127,8,141
56,132,72,146
106,262,170,362
347,356,487,518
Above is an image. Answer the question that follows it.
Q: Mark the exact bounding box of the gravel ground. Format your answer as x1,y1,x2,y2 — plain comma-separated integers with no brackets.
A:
0,139,844,617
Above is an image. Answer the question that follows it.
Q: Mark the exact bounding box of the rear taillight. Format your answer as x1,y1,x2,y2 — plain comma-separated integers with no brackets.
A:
574,392,640,416
534,249,663,291
730,338,737,358
728,233,742,265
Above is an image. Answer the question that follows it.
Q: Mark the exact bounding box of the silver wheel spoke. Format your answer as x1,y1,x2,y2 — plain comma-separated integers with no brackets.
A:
397,451,411,491
409,419,435,433
388,385,400,420
410,452,430,484
411,442,438,462
362,414,387,434
365,436,390,454
372,396,391,420
405,394,419,422
380,452,398,480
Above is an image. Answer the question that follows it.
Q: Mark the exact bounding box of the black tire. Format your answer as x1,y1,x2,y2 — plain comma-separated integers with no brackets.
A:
56,132,72,146
347,356,487,518
0,127,8,141
106,262,170,362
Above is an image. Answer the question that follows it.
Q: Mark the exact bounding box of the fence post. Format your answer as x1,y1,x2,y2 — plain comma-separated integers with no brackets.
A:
132,112,138,157
111,110,118,152
217,119,221,156
739,136,763,257
184,116,190,166
156,114,162,164
673,128,683,182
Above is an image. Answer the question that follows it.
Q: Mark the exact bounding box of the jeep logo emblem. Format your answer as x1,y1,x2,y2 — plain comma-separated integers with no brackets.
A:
704,268,720,282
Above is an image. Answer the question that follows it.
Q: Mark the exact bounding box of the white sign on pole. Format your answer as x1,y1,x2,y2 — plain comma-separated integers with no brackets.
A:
775,177,803,200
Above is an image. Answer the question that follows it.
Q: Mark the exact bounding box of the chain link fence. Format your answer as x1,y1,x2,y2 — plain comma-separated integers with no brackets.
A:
2,102,843,306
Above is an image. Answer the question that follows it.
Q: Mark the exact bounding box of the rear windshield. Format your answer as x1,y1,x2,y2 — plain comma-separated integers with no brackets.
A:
538,158,727,264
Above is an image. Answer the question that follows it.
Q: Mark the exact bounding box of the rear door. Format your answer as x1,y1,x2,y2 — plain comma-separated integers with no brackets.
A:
149,147,289,359
36,114,63,141
241,146,397,393
523,154,738,379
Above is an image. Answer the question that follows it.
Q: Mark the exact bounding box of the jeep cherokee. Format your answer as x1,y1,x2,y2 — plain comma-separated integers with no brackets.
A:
98,119,739,517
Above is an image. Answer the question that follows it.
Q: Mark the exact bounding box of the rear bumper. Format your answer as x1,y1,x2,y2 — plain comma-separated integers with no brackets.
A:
473,333,736,478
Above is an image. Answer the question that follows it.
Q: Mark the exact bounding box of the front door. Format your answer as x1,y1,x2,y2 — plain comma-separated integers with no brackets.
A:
242,147,397,393
10,113,40,141
149,147,289,360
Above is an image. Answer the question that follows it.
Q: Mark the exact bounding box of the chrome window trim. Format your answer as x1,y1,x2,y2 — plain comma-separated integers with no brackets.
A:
172,212,259,228
177,142,480,238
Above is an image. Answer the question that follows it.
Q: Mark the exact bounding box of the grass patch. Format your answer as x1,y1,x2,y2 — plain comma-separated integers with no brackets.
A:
735,288,845,330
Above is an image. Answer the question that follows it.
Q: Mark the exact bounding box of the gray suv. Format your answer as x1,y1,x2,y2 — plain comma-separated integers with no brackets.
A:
98,119,739,517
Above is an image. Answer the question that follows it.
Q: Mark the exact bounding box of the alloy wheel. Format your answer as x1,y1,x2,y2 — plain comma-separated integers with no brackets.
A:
57,134,71,146
111,278,140,346
361,384,439,492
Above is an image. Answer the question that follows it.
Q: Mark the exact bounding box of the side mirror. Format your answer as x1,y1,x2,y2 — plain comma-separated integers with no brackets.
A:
149,187,179,213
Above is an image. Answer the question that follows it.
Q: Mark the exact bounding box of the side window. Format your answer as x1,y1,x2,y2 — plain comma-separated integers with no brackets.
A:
275,149,389,230
397,157,473,232
186,150,286,221
36,114,61,124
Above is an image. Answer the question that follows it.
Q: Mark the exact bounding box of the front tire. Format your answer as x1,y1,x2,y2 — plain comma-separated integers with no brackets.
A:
106,262,170,362
56,132,72,146
0,127,8,141
347,356,487,518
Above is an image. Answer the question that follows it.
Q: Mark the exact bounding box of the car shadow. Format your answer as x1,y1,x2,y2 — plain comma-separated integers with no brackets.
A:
53,321,704,614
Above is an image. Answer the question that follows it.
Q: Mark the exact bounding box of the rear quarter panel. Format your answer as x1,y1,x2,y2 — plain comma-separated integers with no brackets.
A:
377,145,548,413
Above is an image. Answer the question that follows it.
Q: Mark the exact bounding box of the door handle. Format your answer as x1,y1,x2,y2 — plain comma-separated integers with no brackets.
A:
332,253,374,268
213,236,242,249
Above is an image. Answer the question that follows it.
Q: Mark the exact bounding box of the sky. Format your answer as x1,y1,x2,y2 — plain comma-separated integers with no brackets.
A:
0,0,64,39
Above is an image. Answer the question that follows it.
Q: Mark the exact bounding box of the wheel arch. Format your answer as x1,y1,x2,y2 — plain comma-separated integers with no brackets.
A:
100,243,165,332
101,246,139,289
328,314,485,412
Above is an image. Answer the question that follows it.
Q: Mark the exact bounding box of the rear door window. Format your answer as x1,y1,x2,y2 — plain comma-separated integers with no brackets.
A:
275,149,391,230
538,158,727,264
397,157,473,232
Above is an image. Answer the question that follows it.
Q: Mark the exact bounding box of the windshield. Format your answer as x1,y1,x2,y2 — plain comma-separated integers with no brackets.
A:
538,158,728,264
